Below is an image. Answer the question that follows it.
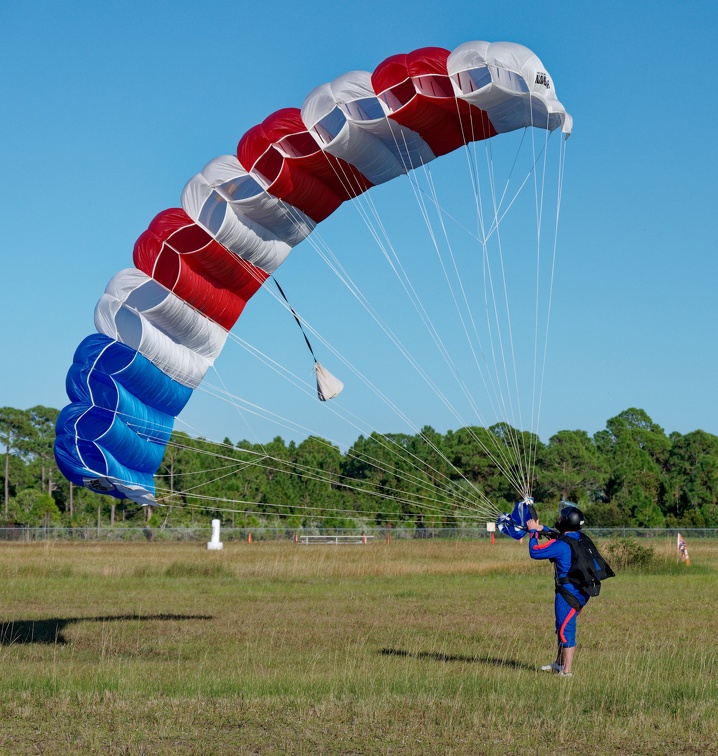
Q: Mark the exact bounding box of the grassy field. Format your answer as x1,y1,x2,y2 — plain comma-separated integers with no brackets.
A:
0,536,716,755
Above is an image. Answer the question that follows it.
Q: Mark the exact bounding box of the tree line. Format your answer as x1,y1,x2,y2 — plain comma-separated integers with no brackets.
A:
1,405,717,529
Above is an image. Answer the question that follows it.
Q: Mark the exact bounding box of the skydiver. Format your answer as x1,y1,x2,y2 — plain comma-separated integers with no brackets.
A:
526,504,589,677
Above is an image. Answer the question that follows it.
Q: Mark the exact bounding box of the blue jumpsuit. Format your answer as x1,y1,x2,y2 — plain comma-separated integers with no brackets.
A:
528,529,588,648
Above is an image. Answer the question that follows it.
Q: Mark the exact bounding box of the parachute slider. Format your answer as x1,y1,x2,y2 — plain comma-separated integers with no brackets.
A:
496,497,538,540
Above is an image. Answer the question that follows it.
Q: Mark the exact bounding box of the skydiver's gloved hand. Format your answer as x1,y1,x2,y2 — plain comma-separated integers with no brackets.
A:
526,518,541,534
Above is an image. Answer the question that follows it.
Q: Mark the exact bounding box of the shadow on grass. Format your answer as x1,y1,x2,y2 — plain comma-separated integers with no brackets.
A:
0,614,213,645
380,647,534,670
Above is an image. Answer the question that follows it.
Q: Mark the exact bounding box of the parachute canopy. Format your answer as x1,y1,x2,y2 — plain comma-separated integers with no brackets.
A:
54,40,571,505
497,498,537,540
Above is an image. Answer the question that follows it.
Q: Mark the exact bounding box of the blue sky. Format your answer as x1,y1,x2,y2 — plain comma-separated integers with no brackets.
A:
1,0,717,451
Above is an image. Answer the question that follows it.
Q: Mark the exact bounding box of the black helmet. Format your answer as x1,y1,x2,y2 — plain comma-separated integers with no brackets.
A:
555,502,584,532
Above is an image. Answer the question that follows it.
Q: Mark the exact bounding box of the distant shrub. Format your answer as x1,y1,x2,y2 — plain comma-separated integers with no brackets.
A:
9,490,61,527
603,537,655,570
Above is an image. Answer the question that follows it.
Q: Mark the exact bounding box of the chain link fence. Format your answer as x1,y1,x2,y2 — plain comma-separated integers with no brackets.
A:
0,526,715,543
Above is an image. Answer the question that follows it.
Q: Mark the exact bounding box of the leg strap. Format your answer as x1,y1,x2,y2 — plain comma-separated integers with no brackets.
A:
556,585,582,611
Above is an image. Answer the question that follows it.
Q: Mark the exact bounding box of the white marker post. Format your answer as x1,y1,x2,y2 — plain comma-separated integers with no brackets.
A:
207,518,223,550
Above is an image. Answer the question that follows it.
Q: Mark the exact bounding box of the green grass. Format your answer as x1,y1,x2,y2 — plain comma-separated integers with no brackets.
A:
0,538,716,754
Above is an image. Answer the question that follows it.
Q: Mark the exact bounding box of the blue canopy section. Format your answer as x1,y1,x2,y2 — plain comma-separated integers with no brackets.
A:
54,425,158,496
68,334,192,416
54,335,193,503
496,498,535,540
